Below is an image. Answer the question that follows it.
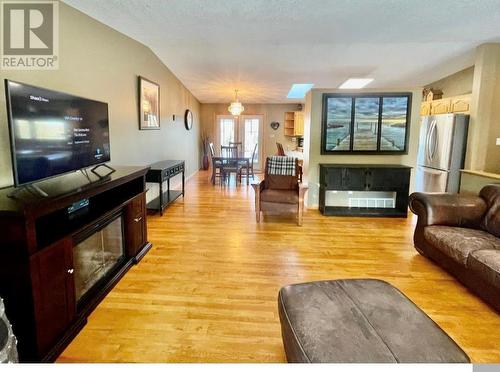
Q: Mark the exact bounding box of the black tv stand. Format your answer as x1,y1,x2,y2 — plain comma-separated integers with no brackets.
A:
91,163,116,178
7,183,49,199
0,166,151,362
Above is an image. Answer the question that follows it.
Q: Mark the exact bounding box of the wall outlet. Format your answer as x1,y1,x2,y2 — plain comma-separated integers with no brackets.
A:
497,138,500,146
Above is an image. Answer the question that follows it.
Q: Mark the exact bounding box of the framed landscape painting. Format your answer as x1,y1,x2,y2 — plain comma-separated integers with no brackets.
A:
321,92,412,154
139,76,160,130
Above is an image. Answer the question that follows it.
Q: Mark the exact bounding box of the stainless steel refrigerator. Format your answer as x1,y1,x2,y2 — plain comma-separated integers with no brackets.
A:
415,113,469,193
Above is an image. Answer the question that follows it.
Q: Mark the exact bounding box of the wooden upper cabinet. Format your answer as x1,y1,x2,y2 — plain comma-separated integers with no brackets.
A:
420,101,431,116
284,111,304,136
294,112,304,136
450,95,471,113
430,98,451,115
421,94,471,116
30,238,75,356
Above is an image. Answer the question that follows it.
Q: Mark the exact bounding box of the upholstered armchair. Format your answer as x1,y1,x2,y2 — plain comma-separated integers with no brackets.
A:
252,157,308,226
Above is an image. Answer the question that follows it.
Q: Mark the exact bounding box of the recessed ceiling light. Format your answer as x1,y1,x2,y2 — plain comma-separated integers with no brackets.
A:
339,78,374,89
287,83,314,99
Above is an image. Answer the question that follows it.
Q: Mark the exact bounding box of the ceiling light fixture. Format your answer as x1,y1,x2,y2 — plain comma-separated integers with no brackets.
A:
339,78,374,89
228,89,244,116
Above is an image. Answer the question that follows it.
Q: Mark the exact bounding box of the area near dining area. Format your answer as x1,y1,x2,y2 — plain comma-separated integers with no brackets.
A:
200,104,305,188
209,142,256,185
209,141,303,186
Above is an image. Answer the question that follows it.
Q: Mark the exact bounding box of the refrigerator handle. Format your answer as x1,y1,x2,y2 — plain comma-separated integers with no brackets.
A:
426,120,436,161
430,121,438,160
419,165,446,175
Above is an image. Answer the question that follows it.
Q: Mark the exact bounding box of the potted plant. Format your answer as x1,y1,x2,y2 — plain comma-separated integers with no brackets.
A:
201,132,210,170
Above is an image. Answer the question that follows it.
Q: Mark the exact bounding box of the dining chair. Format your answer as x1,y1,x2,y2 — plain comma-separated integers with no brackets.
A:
220,145,241,184
229,142,243,156
239,143,258,181
221,145,238,158
209,142,223,184
276,142,286,156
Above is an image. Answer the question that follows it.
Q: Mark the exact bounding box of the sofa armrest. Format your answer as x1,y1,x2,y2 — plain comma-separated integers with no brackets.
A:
408,192,487,228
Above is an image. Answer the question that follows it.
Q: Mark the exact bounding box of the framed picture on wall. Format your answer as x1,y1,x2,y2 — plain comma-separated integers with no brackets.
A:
321,92,412,154
139,76,160,130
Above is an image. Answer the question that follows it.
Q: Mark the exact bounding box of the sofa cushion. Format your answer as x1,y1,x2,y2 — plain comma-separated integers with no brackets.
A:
424,226,500,266
261,189,298,204
468,249,500,290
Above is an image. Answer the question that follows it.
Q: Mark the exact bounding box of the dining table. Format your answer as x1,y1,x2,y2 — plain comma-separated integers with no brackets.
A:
211,156,251,185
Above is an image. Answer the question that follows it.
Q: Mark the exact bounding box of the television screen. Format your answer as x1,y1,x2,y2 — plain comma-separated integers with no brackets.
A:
5,80,111,186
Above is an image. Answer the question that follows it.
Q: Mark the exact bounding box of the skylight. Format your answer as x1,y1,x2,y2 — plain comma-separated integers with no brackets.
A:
287,83,314,99
339,78,374,89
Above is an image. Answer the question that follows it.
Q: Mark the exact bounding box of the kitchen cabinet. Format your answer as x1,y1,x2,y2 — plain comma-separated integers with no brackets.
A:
421,94,471,116
284,111,304,136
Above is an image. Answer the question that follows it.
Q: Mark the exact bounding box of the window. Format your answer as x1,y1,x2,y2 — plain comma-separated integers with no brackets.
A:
321,93,411,154
243,118,259,162
219,117,235,146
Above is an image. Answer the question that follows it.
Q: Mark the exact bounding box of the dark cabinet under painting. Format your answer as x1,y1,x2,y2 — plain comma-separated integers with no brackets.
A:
321,93,412,154
319,164,411,217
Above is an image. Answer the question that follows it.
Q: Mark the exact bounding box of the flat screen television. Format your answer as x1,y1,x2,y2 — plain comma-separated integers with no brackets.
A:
5,80,111,186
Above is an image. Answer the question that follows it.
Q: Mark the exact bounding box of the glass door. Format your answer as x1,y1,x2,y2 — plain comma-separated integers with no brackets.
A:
216,114,263,171
216,115,237,148
239,115,263,171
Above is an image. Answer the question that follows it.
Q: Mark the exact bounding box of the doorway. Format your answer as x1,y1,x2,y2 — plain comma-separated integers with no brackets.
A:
216,114,264,171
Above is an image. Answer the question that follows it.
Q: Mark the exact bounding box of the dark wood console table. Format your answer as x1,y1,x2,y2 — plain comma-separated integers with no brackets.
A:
0,166,152,362
145,160,185,215
319,164,411,217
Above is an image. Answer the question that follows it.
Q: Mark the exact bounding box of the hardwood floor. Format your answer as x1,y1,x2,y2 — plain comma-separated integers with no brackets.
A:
59,171,500,363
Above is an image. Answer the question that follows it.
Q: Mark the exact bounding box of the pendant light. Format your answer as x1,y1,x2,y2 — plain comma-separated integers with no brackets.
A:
228,89,244,116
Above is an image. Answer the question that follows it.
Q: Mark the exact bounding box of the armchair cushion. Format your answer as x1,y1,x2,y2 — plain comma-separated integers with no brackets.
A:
266,174,299,190
261,189,299,204
424,226,500,266
468,249,500,290
409,193,487,228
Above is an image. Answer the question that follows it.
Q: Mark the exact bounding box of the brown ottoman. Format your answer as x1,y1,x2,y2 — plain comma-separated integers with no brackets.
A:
278,279,470,363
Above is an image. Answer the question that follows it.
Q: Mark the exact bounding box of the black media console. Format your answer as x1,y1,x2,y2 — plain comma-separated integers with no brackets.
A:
319,164,412,217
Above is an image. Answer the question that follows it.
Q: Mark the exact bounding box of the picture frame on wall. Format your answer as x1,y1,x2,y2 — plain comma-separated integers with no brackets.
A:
139,76,160,130
320,92,412,155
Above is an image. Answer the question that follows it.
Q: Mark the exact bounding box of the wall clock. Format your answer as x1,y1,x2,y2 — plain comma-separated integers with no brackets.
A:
184,109,193,130
270,121,280,130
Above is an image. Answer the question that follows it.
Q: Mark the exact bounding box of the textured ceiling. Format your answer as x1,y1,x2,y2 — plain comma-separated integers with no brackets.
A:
64,0,500,103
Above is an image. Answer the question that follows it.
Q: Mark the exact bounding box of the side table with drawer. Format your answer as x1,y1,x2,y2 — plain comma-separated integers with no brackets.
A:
145,160,185,215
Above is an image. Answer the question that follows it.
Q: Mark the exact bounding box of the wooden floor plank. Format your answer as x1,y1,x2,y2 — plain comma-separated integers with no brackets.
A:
58,171,500,363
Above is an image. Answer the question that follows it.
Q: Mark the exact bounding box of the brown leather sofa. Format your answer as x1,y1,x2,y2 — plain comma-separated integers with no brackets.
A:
409,185,500,312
